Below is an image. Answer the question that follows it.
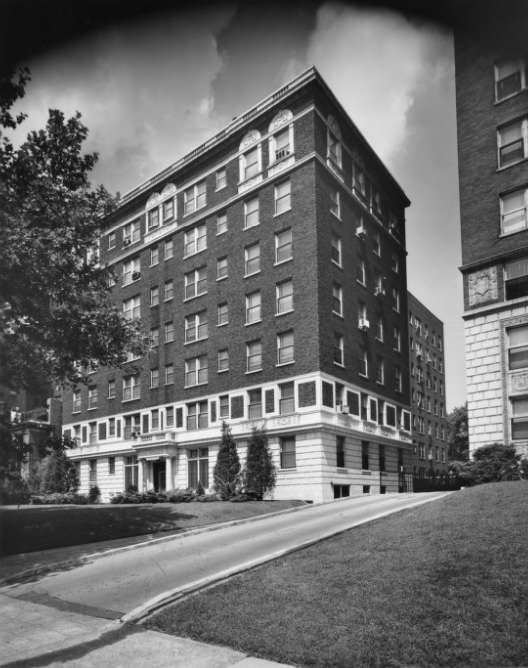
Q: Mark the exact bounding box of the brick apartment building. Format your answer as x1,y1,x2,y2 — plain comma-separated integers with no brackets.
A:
455,13,528,456
63,67,416,502
407,293,448,475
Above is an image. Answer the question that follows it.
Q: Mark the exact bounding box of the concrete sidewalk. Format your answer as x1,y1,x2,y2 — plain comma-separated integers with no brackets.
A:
0,593,294,667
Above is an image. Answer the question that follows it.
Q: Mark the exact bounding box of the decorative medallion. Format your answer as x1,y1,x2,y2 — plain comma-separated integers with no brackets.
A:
239,129,261,150
468,267,498,306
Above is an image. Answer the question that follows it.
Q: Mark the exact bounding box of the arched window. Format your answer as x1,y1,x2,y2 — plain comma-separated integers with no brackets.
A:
268,110,294,164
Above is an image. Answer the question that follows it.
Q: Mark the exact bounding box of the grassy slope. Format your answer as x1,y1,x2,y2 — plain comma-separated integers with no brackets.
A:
0,500,303,555
146,483,528,668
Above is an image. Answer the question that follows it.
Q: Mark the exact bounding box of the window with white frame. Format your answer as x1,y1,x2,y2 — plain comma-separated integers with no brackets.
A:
395,366,403,393
498,118,527,168
150,327,159,347
185,355,208,387
501,188,528,235
371,189,382,218
279,382,295,414
276,279,293,314
271,126,292,162
150,246,159,266
217,348,229,372
280,436,296,468
147,207,159,231
245,243,260,276
162,197,175,223
216,168,227,190
123,375,140,401
165,363,174,385
185,267,207,299
391,253,399,273
495,59,526,101
376,358,385,385
392,287,400,312
216,212,227,235
277,330,294,365
385,403,397,428
356,257,366,285
373,232,381,256
246,340,262,373
219,395,229,418
241,146,260,180
88,388,98,409
334,332,344,366
508,325,528,370
331,233,342,266
394,326,401,351
376,317,384,341
150,286,159,306
150,368,159,388
327,118,342,171
165,282,173,303
274,180,291,215
166,407,174,427
123,220,140,245
164,238,173,260
275,228,292,263
511,396,528,440
352,161,367,200
122,257,140,285
187,405,209,432
330,190,340,218
217,302,229,326
164,321,174,343
332,283,343,316
358,301,367,326
217,256,228,280
108,231,116,250
123,295,140,320
244,197,259,229
248,388,262,418
245,291,261,324
108,379,116,399
505,256,528,300
185,311,208,343
183,180,206,215
184,224,207,257
359,347,368,377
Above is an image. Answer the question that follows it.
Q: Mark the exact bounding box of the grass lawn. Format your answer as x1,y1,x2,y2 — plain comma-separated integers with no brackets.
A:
146,482,528,668
0,499,303,556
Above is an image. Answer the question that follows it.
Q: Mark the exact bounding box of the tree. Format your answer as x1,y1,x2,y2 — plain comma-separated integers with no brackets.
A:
38,449,79,494
244,426,276,500
0,67,142,392
453,443,525,486
213,422,241,500
447,403,469,461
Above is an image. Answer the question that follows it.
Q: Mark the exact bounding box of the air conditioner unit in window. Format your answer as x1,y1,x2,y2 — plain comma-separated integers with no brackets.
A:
340,405,350,414
123,239,131,247
132,271,141,280
131,431,139,439
355,225,367,239
374,286,385,296
416,353,422,361
358,318,370,330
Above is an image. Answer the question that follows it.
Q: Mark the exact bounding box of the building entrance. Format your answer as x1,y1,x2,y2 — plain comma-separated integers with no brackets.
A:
152,460,166,491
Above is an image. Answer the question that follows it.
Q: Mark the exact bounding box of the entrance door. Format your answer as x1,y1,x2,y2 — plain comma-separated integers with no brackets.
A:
152,460,166,491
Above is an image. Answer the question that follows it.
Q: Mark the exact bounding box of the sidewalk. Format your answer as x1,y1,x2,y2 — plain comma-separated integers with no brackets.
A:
0,593,295,667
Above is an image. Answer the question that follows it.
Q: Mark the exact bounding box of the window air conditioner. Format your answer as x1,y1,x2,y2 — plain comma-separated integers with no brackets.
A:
359,318,370,330
340,405,350,414
374,286,385,296
132,271,141,280
123,239,131,247
355,225,367,239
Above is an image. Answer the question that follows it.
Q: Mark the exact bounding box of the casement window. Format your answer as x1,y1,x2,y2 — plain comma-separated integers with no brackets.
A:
280,436,296,469
163,238,173,260
185,267,207,299
187,405,209,432
336,436,345,468
376,358,385,385
150,368,159,389
185,356,208,387
245,243,260,276
246,340,262,373
165,363,174,385
330,190,340,218
245,291,261,324
162,197,175,223
217,348,229,372
150,286,159,306
332,283,343,316
244,197,259,229
275,228,292,264
271,127,291,162
511,397,528,440
122,257,140,285
394,326,401,351
279,382,295,414
123,220,140,245
123,375,140,401
184,224,207,257
331,234,342,266
216,168,227,191
216,213,227,235
219,395,229,418
123,295,140,320
495,59,526,101
334,332,344,366
359,347,368,377
164,321,174,343
276,279,293,314
248,388,262,419
150,246,159,266
505,256,528,300
107,380,116,399
395,367,403,393
376,318,384,341
501,188,528,235
508,326,528,369
217,302,229,326
277,330,294,365
147,208,159,231
274,180,291,215
498,118,528,168
73,390,81,412
357,257,366,285
361,441,369,470
392,288,400,313
183,180,206,215
108,231,116,250
217,256,228,280
187,447,209,487
185,311,208,343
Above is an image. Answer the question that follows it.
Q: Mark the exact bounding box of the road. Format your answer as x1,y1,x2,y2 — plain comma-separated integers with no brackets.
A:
4,492,451,621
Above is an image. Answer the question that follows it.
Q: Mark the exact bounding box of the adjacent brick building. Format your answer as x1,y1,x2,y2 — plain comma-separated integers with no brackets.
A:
63,67,415,502
455,18,528,456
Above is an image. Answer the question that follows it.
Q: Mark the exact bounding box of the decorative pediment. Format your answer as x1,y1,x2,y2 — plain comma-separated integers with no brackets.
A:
146,192,161,210
269,109,293,133
161,183,177,199
239,129,261,151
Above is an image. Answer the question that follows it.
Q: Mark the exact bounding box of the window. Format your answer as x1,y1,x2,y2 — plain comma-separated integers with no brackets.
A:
166,407,174,428
185,311,208,343
150,286,159,307
357,257,366,285
276,279,293,314
511,397,528,440
150,246,159,266
184,224,207,257
501,188,527,235
216,213,227,235
246,291,261,324
108,231,116,250
164,321,174,343
353,162,367,200
87,387,97,409
162,198,174,223
495,59,526,101
218,348,229,372
188,447,209,486
385,404,397,428
505,256,528,299
151,409,160,431
508,326,528,369
361,441,369,470
275,228,292,263
272,127,291,162
216,168,227,190
122,257,140,285
327,125,342,170
376,318,384,342
246,340,262,373
217,302,229,326
371,189,382,218
124,414,140,439
108,419,115,437
217,256,228,280
242,146,260,180
334,332,344,366
280,382,295,414
123,220,140,245
331,234,342,266
164,238,173,260
359,347,368,377
147,208,159,231
219,395,229,418
336,436,345,468
150,368,159,388
184,180,206,215
373,232,381,256
376,358,385,385
358,301,367,326
391,254,399,273
330,190,340,218
395,367,403,392
277,330,294,365
73,390,81,412
394,326,401,351
332,283,343,316
275,180,291,215
379,444,386,471
185,267,207,299
245,243,260,276
108,380,116,399
89,457,97,481
123,375,140,401
244,197,259,229
248,389,262,418
185,355,208,387
280,436,296,468
392,287,400,312
124,456,138,490
498,118,527,168
165,364,174,385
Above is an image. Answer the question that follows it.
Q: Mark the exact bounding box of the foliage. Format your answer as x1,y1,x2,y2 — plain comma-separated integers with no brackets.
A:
0,67,143,392
30,492,88,505
452,443,525,485
0,407,31,504
213,421,241,500
109,488,219,504
244,427,276,501
447,403,469,461
38,450,79,494
88,484,101,503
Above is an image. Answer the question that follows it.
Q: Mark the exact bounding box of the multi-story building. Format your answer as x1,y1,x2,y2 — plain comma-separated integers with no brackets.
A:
63,67,414,502
455,24,528,456
407,293,448,475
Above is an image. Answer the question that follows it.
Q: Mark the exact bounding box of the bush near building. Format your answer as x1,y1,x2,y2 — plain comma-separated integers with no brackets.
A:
213,422,241,500
451,443,527,485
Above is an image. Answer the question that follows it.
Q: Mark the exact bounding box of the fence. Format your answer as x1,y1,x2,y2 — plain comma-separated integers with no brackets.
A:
399,472,462,493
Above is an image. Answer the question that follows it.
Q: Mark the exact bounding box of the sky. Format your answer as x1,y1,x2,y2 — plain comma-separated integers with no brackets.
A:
8,1,466,409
